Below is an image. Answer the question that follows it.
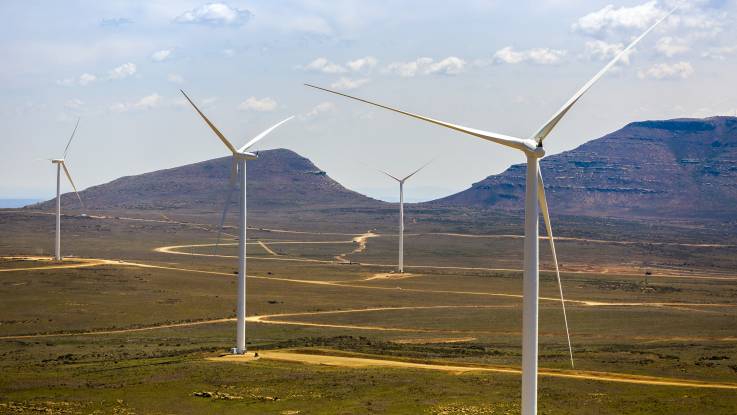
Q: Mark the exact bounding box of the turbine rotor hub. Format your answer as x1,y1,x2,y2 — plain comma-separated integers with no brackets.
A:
235,152,258,161
526,146,546,159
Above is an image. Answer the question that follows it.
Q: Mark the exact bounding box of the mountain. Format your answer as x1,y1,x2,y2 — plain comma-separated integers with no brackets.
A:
31,149,381,212
29,117,737,221
435,116,737,219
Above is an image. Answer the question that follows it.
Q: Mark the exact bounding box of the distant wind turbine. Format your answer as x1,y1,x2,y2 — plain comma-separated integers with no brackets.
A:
180,89,293,355
372,160,433,273
306,8,675,414
49,118,84,261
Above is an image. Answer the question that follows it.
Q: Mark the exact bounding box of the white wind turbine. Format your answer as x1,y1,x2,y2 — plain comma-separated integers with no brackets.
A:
49,118,85,261
181,90,294,355
307,9,674,413
372,160,433,273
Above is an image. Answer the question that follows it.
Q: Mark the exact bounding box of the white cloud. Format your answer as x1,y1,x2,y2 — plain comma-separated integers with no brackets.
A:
330,77,370,90
167,73,184,84
110,93,163,113
57,75,96,87
701,45,737,60
108,63,136,80
64,99,84,110
584,40,627,61
135,93,162,109
302,57,347,74
655,36,689,57
237,97,277,112
56,63,135,87
346,56,378,72
573,1,664,36
151,49,172,62
223,48,235,58
78,73,97,86
638,61,694,80
668,11,725,37
384,58,431,77
175,3,252,26
493,47,566,65
426,57,466,75
383,56,466,77
300,101,335,120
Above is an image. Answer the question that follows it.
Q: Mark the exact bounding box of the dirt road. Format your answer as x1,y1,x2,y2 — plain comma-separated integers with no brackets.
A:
213,349,737,390
156,237,737,281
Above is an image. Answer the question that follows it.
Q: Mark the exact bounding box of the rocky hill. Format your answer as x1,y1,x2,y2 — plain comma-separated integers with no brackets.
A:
32,149,381,212
436,117,737,219
29,117,737,221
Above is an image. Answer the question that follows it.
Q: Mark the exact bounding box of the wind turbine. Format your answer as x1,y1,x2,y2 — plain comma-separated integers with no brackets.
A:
49,118,84,261
306,9,674,414
180,89,293,355
372,160,433,273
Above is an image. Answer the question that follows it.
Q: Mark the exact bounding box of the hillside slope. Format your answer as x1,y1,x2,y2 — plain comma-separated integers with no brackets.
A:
435,117,737,219
33,149,381,211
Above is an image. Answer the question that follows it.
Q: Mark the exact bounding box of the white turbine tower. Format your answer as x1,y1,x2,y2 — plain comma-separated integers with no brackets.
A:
181,90,294,355
49,118,84,261
306,9,674,413
372,160,433,273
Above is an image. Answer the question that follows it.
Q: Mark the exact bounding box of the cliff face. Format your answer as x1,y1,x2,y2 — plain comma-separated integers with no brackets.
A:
32,149,381,211
436,117,737,219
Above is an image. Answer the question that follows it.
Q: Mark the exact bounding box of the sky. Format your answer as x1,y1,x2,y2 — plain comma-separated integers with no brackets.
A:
1,0,736,203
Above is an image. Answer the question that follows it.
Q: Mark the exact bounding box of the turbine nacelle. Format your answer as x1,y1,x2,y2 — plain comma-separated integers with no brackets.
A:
526,145,545,159
51,159,64,164
180,89,294,160
234,151,258,160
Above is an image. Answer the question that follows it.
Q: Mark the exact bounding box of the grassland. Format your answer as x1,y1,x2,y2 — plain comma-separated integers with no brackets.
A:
0,208,736,414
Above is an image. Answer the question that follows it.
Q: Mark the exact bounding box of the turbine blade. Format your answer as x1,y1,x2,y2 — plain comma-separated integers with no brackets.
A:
356,160,400,182
61,162,85,209
537,167,574,368
62,118,80,159
305,84,535,152
375,167,401,182
533,7,678,144
238,116,295,153
402,157,435,182
180,89,238,154
213,159,238,253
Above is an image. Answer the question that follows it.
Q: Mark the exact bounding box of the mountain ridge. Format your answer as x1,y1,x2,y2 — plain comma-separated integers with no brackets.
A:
30,149,383,212
26,116,737,221
434,116,737,219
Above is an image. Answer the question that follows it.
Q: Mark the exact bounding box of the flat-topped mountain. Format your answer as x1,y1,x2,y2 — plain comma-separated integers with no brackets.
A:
435,117,737,219
32,149,381,211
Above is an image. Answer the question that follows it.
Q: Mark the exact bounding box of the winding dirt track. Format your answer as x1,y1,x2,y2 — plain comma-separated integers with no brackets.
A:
257,241,279,256
3,259,737,390
212,350,737,390
2,222,737,390
0,257,111,273
4,304,736,344
335,231,378,263
154,240,737,281
3,256,734,311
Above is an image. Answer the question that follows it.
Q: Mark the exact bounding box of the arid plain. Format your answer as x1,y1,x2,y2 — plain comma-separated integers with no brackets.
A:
1,206,736,414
